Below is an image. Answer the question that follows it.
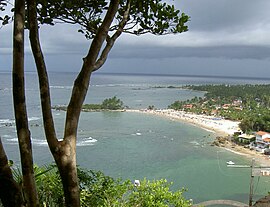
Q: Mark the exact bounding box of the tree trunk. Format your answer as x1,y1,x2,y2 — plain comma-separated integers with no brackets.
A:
27,1,80,204
13,0,39,206
26,0,80,205
58,1,120,206
53,139,79,207
0,137,24,207
27,0,121,206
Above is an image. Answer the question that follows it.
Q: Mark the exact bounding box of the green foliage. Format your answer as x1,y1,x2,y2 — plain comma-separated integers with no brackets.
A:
34,165,64,206
82,103,102,110
0,0,6,11
35,0,189,39
11,164,64,206
169,84,270,132
0,1,11,26
101,96,124,110
0,14,11,25
78,171,191,207
127,1,189,35
54,96,125,111
148,105,155,110
1,1,189,37
186,84,270,101
78,169,131,207
10,165,191,207
36,0,107,38
168,101,184,110
127,179,191,207
79,171,191,207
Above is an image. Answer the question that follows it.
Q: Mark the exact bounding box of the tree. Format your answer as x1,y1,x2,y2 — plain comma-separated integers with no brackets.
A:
11,164,191,206
101,96,124,110
1,1,38,206
13,0,39,205
0,138,24,206
0,0,11,26
1,0,189,206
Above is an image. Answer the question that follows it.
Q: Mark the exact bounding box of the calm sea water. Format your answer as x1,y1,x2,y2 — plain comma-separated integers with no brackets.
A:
1,72,270,204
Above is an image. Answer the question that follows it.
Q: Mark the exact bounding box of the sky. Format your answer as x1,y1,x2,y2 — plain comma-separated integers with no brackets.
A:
1,0,270,78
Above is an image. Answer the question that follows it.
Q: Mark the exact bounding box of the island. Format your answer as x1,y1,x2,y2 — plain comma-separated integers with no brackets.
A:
53,96,126,112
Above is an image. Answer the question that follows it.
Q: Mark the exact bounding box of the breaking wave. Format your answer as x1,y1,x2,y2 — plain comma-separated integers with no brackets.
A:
50,86,73,90
0,119,15,127
3,134,97,147
28,117,41,121
77,137,97,146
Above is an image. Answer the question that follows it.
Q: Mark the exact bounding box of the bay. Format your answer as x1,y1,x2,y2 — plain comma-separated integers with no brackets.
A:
1,72,270,204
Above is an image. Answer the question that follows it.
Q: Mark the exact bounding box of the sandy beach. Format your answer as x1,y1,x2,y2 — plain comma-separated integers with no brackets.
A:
128,109,270,166
129,109,240,136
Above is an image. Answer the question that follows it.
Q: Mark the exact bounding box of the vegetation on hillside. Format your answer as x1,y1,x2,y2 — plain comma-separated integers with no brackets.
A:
168,84,270,133
8,164,191,207
54,96,125,111
83,96,125,110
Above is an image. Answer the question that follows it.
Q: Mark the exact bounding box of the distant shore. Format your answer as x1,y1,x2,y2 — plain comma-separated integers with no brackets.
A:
128,109,240,136
128,109,270,166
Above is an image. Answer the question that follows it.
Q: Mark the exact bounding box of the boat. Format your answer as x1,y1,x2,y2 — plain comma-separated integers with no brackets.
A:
134,180,140,187
226,161,235,165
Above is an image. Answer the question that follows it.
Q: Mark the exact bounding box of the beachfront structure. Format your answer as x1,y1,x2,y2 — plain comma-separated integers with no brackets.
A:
183,104,193,109
255,131,270,148
238,134,255,144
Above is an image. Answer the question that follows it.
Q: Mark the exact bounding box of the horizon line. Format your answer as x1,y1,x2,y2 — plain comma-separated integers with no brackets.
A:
1,70,270,81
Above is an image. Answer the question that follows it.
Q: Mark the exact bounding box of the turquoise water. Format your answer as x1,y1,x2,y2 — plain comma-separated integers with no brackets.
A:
1,72,270,204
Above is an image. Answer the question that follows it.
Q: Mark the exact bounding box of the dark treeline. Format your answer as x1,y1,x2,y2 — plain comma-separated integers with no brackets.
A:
169,84,270,133
53,96,125,111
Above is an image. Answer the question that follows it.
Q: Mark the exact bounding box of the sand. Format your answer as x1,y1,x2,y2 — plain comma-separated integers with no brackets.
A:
128,109,270,166
129,109,240,136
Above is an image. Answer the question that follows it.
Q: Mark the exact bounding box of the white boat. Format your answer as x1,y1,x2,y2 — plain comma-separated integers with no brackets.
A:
226,161,235,165
134,180,140,187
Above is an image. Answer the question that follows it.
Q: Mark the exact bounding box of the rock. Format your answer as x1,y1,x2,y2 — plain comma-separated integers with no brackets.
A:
211,140,220,146
211,136,230,147
253,195,270,207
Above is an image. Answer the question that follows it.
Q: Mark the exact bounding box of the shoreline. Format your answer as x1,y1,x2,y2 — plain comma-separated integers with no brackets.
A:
128,109,240,136
127,109,270,166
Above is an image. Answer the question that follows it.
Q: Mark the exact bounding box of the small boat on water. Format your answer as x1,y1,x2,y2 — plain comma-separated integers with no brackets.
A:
226,161,235,165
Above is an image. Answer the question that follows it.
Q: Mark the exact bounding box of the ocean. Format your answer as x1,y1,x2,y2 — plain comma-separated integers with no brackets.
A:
1,72,270,204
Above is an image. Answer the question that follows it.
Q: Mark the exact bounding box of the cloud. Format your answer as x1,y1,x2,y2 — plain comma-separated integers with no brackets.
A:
1,0,270,76
2,0,270,56
110,42,270,60
177,0,270,32
110,0,270,60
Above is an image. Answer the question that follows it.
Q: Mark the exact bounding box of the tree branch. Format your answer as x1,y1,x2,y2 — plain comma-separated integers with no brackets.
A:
27,0,59,151
93,0,131,71
64,0,120,139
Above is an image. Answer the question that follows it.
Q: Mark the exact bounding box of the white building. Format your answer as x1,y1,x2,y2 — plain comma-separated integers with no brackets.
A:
255,131,270,149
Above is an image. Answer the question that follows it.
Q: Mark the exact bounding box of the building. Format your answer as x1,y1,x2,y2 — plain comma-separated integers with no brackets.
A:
238,134,255,144
183,104,193,109
255,131,270,148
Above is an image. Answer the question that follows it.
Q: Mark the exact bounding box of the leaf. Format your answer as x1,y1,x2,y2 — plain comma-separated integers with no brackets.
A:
78,29,84,34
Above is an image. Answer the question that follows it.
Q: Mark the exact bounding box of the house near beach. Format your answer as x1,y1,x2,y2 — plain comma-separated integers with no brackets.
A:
222,104,231,110
183,104,193,109
255,131,270,149
238,134,255,144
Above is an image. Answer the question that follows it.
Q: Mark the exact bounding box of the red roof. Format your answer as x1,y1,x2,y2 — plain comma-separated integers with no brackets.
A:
256,131,270,136
263,138,270,143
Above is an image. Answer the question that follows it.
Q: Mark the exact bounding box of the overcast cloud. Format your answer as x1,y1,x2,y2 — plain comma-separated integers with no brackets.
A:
1,0,270,77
